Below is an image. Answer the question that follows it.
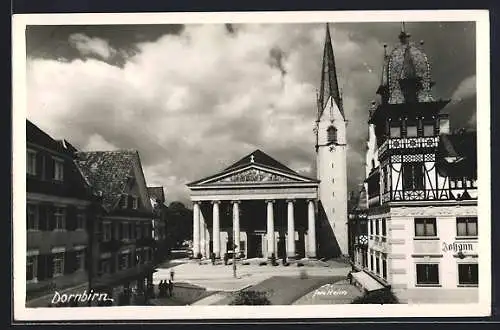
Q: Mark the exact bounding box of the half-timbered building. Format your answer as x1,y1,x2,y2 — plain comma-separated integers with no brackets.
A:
351,25,478,303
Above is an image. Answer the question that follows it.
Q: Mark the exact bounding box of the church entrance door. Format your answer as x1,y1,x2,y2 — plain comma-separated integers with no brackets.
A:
247,233,263,258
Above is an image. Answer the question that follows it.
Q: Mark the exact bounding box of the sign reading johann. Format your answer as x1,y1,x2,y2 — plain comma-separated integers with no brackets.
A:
442,241,475,253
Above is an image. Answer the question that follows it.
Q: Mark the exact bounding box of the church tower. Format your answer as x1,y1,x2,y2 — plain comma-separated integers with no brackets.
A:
314,23,349,257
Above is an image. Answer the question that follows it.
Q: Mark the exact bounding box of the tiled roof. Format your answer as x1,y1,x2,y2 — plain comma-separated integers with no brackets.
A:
75,150,138,210
147,186,165,203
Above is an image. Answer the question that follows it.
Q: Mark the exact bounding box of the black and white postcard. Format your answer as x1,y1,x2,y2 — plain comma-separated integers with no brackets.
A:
12,10,491,320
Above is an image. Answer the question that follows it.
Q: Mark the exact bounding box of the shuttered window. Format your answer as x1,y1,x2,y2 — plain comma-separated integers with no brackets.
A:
53,253,65,277
27,150,37,175
54,207,66,230
27,204,39,230
53,158,64,181
75,250,85,271
26,255,37,282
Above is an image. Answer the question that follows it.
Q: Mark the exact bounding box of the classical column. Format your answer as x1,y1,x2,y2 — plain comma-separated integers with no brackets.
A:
200,213,206,258
193,202,200,258
212,201,221,258
266,200,275,259
205,227,210,258
307,199,317,258
232,201,240,256
287,199,296,259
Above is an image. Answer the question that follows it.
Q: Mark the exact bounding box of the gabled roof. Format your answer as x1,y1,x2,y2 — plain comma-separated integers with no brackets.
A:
224,149,297,174
187,149,318,186
27,119,73,156
75,150,138,210
148,186,165,204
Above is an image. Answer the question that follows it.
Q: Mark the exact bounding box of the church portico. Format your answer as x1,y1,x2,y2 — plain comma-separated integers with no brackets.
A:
187,150,319,260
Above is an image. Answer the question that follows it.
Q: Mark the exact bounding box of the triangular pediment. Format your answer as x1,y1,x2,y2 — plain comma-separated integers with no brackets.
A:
187,149,319,187
194,164,317,186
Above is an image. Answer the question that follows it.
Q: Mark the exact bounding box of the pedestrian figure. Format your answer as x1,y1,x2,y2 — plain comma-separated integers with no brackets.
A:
163,280,168,297
168,280,174,297
158,280,163,297
162,280,168,297
170,269,175,282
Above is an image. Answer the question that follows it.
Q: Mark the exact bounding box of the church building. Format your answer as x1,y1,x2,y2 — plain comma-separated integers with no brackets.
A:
187,24,349,261
350,25,478,303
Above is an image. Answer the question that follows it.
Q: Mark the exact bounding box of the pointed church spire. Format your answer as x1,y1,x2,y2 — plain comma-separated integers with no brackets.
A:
318,23,344,119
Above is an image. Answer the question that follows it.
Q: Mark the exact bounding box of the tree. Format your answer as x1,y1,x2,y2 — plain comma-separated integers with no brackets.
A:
166,201,193,249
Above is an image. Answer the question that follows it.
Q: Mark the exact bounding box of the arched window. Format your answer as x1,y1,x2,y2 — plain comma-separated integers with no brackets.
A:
327,126,337,144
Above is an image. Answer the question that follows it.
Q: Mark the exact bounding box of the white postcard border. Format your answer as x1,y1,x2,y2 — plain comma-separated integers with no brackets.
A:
12,10,491,321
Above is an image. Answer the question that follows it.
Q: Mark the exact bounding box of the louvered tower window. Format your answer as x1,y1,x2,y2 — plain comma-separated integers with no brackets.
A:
327,126,337,144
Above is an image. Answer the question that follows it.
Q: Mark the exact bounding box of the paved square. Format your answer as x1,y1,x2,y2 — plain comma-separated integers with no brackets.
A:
153,258,352,292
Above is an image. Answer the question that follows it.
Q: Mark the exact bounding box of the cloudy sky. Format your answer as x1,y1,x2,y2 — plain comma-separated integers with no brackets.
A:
26,21,476,205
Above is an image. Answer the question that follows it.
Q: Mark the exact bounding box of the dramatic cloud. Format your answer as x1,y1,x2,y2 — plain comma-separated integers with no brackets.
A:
68,33,117,60
451,75,476,101
26,22,476,205
84,134,119,151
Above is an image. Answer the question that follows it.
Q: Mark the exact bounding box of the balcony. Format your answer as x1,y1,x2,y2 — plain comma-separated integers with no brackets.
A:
379,136,439,159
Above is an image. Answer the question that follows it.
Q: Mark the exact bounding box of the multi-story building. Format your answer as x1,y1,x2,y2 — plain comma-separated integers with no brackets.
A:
148,186,169,263
26,120,95,307
351,26,478,303
75,150,157,304
348,187,368,269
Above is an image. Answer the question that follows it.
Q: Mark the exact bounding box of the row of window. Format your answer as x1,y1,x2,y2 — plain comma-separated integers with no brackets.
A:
98,248,153,274
416,263,478,286
27,204,86,231
27,150,64,181
369,252,388,280
371,164,476,198
101,221,153,242
26,250,85,283
414,217,477,237
367,217,478,238
369,218,387,237
388,121,436,139
119,194,140,210
450,178,477,189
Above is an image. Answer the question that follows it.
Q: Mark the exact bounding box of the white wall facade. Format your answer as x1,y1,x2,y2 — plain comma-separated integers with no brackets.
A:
361,204,479,303
316,97,349,256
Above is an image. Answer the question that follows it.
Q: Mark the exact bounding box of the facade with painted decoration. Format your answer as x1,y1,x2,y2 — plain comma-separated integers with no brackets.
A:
351,25,478,303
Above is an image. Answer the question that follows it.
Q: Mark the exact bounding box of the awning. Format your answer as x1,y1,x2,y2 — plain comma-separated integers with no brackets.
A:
351,271,385,292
